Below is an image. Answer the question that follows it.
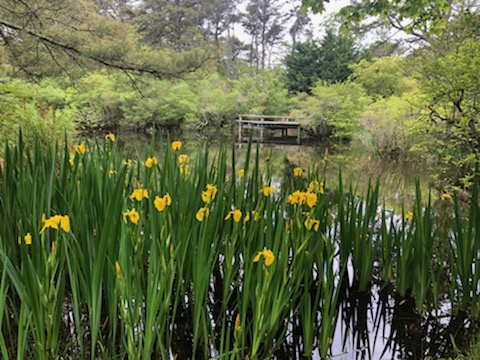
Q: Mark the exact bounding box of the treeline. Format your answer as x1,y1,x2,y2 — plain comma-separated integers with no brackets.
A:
0,0,479,187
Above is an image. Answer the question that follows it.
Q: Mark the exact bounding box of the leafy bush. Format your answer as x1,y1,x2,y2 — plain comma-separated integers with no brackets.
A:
66,72,124,130
419,38,480,186
192,74,239,129
121,79,198,129
350,56,416,98
292,82,369,140
360,90,429,159
233,69,292,115
0,78,74,150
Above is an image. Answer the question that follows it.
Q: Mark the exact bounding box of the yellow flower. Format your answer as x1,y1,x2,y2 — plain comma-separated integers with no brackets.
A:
75,143,86,155
145,157,158,168
253,249,275,267
285,219,293,231
105,133,115,142
171,140,182,151
405,211,413,221
115,261,121,278
196,207,210,222
130,188,149,201
305,192,317,208
154,194,172,212
18,232,32,245
40,215,70,234
441,193,453,203
307,180,324,194
304,218,320,232
201,184,218,204
287,190,300,205
251,210,261,221
179,164,190,177
238,169,245,178
265,148,271,161
243,212,251,224
123,208,140,224
178,154,189,164
234,313,241,333
293,167,302,177
225,208,242,222
260,186,275,197
319,183,325,195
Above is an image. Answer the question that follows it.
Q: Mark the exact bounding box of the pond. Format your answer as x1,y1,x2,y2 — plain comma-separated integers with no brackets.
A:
113,128,434,210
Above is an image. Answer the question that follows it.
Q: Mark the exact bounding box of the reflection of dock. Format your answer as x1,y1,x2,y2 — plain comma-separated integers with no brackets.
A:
236,114,301,145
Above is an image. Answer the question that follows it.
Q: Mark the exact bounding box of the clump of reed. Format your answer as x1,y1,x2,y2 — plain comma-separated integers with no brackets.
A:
0,133,478,359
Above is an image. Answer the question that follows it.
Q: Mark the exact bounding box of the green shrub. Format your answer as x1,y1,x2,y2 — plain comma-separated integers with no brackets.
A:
360,90,429,159
121,78,199,129
292,81,369,140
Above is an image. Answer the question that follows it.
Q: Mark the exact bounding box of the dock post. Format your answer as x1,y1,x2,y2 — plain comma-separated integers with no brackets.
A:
238,116,242,143
260,117,264,142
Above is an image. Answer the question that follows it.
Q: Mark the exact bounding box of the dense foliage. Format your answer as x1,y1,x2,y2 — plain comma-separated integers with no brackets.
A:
1,0,479,187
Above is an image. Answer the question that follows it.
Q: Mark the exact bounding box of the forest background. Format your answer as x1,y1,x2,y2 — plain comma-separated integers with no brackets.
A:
0,0,479,189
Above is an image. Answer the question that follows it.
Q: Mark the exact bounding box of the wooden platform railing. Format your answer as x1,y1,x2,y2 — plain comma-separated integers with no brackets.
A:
236,114,301,145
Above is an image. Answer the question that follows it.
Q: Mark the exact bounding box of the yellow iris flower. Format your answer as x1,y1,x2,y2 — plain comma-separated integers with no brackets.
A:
18,232,32,245
260,186,275,197
179,164,190,177
75,143,86,154
154,193,172,212
253,249,275,267
40,214,70,234
225,209,242,222
201,184,217,204
115,261,121,279
105,133,115,142
441,193,453,203
196,207,210,222
178,154,189,164
293,167,302,177
234,313,241,332
304,218,320,232
306,192,317,208
145,157,158,168
130,188,149,201
123,208,140,224
287,190,303,205
171,140,182,151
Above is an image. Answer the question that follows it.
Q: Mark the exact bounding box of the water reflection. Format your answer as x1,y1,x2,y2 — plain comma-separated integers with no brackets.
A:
269,282,473,360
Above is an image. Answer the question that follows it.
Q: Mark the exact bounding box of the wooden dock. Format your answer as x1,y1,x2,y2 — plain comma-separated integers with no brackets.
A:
236,114,301,145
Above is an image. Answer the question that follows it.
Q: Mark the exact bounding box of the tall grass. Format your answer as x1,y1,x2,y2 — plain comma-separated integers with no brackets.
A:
0,132,479,359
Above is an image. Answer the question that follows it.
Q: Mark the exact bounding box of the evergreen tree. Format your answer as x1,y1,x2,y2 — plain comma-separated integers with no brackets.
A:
283,29,362,93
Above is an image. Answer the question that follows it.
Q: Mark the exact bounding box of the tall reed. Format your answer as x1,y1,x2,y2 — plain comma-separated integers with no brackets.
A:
1,132,480,359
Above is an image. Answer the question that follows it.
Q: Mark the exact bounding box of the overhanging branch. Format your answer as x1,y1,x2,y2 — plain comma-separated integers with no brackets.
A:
0,17,211,79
